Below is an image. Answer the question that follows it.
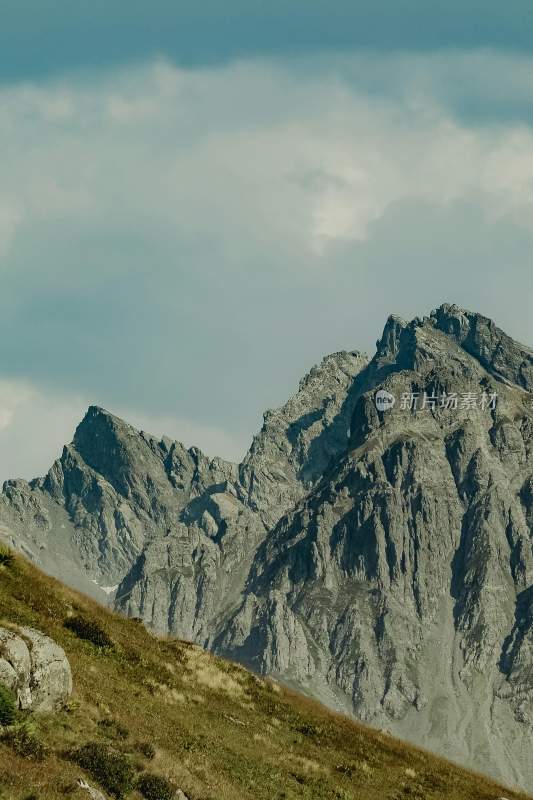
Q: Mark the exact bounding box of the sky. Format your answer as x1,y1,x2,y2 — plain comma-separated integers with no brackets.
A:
1,3,533,482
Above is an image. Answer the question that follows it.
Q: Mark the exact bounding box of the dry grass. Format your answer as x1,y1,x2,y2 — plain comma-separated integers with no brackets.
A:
0,552,530,800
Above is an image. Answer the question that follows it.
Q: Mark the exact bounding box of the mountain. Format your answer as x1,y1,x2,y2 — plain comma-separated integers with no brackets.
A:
1,550,529,800
0,350,367,633
2,304,533,790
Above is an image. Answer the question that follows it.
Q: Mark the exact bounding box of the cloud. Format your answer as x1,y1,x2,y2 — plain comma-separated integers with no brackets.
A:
0,381,86,484
1,53,533,480
2,56,533,257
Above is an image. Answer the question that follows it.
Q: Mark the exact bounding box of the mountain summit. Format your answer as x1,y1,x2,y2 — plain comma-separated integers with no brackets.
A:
2,304,533,789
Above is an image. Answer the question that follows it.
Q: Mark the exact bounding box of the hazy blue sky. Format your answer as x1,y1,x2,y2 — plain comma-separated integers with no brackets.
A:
1,3,533,481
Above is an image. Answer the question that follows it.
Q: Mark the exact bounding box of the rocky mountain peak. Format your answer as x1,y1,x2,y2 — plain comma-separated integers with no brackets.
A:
431,303,533,391
375,313,409,361
72,405,155,496
370,302,533,395
239,349,369,525
2,305,533,789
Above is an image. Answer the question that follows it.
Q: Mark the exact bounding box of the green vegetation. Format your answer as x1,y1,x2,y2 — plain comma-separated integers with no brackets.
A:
72,742,134,798
135,741,156,760
98,717,130,741
0,548,14,569
137,773,175,800
0,552,529,800
1,721,47,761
64,614,114,648
0,684,16,726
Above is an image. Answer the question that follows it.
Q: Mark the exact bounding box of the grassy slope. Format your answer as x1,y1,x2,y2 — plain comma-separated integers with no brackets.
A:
0,553,529,800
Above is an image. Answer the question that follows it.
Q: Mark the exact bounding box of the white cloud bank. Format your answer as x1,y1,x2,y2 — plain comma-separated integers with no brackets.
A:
2,55,533,261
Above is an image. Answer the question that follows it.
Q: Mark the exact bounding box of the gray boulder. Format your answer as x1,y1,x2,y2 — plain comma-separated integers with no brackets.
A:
0,626,72,712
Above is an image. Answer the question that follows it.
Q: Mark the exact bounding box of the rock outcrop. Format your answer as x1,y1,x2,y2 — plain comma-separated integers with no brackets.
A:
0,626,72,712
76,779,107,800
2,304,533,789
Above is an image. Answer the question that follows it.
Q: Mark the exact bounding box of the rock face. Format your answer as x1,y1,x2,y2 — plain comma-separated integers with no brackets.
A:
216,307,533,788
0,626,72,712
2,304,533,789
